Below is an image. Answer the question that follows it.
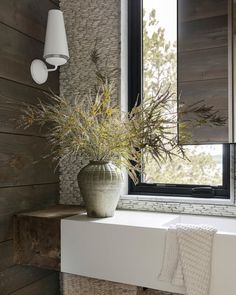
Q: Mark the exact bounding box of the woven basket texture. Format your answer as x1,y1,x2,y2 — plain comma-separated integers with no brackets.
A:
61,274,177,295
137,288,176,295
61,274,138,295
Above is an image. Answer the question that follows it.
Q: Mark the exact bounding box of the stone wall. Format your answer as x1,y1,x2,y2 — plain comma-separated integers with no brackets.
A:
59,0,121,205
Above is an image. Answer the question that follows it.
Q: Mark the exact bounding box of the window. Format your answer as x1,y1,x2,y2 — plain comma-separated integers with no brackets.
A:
128,0,231,198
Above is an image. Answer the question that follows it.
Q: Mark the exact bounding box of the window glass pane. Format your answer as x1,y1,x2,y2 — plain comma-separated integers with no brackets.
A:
142,0,223,187
142,145,223,186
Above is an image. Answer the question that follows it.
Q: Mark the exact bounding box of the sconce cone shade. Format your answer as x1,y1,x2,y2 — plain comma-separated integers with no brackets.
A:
43,9,69,66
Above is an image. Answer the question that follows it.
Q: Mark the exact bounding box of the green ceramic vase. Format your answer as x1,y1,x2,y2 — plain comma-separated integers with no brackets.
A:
77,161,123,218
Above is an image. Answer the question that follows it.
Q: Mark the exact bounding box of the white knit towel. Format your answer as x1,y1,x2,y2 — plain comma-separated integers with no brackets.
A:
159,224,217,295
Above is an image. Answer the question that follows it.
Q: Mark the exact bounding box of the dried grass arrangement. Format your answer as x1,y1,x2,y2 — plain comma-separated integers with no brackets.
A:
21,49,225,184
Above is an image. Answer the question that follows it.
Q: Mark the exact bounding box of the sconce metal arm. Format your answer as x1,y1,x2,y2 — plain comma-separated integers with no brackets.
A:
47,65,58,72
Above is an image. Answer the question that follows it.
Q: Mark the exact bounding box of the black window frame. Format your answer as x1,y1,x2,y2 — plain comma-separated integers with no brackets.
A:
128,0,231,199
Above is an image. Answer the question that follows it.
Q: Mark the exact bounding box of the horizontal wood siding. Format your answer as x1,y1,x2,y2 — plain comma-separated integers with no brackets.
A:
0,0,58,42
0,134,58,187
178,0,230,143
0,265,53,295
0,78,51,136
178,47,228,82
178,15,228,52
0,241,14,272
0,184,59,242
178,0,228,22
0,0,60,293
9,273,60,295
0,23,59,92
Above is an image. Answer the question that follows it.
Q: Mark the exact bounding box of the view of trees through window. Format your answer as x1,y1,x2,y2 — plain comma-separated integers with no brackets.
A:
142,0,223,186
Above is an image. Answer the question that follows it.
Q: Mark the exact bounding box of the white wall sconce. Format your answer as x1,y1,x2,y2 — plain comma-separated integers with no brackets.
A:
30,9,69,85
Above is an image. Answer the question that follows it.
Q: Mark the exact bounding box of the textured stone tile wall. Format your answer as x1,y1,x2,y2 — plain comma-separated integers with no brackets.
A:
59,0,121,205
118,192,236,216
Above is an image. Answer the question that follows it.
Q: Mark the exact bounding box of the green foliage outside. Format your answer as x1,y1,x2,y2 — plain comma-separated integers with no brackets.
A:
144,147,222,186
143,9,177,95
142,8,222,186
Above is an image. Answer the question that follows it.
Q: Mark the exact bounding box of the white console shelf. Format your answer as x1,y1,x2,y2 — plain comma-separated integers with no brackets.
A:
61,210,236,295
61,210,184,294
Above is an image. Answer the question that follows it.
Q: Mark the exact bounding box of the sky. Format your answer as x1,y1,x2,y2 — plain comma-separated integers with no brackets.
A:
143,0,177,42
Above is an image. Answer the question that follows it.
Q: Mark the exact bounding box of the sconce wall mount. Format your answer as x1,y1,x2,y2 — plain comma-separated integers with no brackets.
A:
30,9,69,85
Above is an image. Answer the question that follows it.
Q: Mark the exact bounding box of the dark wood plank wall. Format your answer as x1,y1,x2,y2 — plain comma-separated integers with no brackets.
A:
178,0,229,143
0,0,60,294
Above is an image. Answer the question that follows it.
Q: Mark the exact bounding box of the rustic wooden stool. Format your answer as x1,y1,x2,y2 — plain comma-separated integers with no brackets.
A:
13,205,84,270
